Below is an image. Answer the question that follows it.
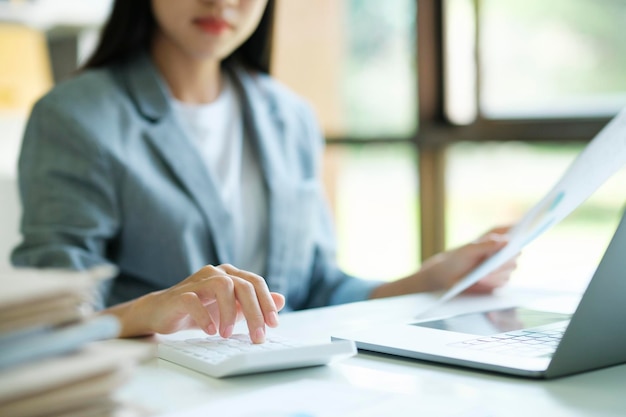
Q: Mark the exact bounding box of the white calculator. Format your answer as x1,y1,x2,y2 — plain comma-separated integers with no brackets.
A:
157,333,356,378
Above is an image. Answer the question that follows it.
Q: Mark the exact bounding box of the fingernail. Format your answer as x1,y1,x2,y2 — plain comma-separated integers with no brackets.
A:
207,323,217,335
223,325,234,338
268,311,279,327
254,327,265,344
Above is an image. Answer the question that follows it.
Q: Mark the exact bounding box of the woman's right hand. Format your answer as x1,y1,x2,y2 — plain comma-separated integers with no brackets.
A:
107,264,285,343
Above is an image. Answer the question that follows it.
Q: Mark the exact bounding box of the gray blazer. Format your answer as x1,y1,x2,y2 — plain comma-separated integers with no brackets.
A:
11,53,380,311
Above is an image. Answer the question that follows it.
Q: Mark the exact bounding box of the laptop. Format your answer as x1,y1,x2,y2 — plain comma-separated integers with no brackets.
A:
332,207,626,379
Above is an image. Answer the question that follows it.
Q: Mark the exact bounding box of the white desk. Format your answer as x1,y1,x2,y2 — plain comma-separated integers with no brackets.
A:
117,288,626,417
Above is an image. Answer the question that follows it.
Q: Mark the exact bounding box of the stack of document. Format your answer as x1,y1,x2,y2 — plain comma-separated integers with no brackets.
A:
0,266,155,417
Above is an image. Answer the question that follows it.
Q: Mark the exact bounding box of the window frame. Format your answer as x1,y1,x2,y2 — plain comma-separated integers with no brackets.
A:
415,0,612,259
275,0,614,262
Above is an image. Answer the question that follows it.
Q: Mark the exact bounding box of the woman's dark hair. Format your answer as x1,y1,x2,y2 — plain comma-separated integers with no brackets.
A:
81,0,275,73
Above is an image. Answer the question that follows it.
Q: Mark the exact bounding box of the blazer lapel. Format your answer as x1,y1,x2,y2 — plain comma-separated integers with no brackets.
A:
121,54,235,264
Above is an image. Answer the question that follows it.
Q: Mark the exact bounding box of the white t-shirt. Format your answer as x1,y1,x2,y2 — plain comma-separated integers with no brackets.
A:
172,76,268,274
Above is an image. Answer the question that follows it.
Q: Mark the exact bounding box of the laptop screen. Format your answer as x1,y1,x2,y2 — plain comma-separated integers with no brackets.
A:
411,307,571,336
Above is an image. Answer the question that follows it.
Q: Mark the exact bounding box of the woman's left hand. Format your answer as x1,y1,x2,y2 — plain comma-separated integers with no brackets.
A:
369,226,519,300
420,226,519,294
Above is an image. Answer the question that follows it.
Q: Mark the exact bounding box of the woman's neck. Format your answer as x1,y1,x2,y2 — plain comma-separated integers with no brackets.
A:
151,34,222,104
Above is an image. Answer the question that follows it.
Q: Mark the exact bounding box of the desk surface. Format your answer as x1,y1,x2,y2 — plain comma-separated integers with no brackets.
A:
116,287,626,417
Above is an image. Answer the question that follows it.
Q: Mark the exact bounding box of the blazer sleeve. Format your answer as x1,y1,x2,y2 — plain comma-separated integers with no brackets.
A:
294,100,383,309
11,94,120,276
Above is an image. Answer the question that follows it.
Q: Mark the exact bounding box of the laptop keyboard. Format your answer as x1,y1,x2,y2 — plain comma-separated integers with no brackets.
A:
448,323,567,358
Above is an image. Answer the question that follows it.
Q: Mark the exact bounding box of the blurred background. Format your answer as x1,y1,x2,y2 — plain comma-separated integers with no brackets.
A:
1,0,625,293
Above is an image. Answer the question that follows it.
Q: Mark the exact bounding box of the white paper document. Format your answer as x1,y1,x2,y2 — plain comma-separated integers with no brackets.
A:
419,107,626,315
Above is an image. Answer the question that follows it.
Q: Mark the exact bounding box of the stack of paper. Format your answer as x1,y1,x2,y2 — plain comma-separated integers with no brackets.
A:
0,267,156,417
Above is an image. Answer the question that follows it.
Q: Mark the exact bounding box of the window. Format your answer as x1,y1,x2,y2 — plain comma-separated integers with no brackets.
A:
445,0,626,122
441,0,626,290
273,0,416,139
479,0,626,119
272,0,419,280
273,0,626,288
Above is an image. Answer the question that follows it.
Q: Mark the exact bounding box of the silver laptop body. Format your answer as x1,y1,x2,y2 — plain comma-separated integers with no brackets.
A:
333,208,626,379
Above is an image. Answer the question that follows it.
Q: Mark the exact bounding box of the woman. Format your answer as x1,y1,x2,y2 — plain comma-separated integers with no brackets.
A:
12,0,516,343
